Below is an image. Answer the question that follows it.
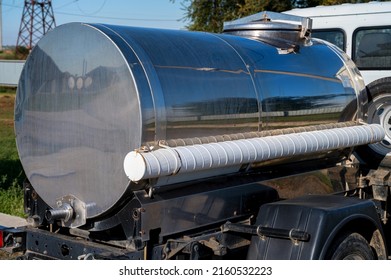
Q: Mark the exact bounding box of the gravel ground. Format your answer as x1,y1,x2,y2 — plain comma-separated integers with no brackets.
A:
0,213,27,228
0,251,20,260
0,213,28,260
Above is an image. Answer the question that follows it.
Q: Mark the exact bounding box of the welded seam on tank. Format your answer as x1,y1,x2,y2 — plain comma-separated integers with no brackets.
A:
90,23,167,141
210,33,263,132
153,65,248,75
85,23,146,144
254,69,341,83
324,40,366,121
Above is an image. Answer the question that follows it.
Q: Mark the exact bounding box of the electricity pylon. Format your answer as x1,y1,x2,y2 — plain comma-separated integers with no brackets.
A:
16,0,56,51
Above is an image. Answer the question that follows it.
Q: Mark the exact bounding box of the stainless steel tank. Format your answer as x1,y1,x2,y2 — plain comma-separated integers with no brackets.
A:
15,14,367,220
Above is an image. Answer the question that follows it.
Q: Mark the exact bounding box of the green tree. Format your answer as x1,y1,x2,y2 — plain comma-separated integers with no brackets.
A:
178,0,291,32
295,0,373,6
237,0,292,17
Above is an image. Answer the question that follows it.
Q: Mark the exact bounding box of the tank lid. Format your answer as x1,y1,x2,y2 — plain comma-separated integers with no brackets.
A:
223,11,312,51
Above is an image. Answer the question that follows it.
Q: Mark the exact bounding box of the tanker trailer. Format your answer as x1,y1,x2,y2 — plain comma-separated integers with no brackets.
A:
1,12,390,260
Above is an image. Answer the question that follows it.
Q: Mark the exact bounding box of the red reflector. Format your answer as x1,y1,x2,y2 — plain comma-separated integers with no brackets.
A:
0,230,3,248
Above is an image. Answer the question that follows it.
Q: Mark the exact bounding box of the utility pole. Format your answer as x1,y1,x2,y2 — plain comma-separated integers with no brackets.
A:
16,0,56,52
0,0,3,51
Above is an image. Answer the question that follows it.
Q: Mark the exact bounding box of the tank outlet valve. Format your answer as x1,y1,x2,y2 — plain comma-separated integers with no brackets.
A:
45,195,87,228
45,204,73,223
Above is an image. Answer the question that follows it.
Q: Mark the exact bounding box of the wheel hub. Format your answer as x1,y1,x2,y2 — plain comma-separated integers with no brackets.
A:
367,94,391,156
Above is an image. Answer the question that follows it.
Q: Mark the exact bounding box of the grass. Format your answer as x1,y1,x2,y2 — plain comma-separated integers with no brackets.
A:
0,178,24,217
0,48,28,60
0,89,25,217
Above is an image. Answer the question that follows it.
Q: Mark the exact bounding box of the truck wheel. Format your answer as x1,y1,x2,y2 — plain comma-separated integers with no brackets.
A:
356,77,391,167
326,232,374,260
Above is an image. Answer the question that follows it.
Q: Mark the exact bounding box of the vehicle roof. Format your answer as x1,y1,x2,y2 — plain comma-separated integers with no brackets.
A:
285,1,391,18
284,2,391,86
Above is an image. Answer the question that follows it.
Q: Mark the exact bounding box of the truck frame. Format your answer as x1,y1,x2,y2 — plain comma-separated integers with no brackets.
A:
1,4,391,260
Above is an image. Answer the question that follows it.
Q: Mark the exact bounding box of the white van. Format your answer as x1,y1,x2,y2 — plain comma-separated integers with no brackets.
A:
285,2,391,86
285,2,391,157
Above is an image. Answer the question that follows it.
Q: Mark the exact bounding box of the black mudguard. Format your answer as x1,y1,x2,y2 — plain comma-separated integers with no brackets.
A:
247,194,383,259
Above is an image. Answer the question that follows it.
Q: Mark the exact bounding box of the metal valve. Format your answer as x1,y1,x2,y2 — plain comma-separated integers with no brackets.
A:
45,194,87,228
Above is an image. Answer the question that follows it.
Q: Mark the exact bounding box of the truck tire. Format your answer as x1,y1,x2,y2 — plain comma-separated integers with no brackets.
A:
356,77,391,167
326,232,374,260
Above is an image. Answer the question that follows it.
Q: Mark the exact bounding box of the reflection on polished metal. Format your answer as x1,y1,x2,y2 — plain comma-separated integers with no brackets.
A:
15,18,366,219
223,11,312,51
124,123,384,182
158,121,357,147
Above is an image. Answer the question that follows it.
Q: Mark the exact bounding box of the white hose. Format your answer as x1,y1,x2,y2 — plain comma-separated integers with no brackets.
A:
124,124,385,182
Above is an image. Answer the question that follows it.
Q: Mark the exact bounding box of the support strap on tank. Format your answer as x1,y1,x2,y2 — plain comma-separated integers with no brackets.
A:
124,123,385,182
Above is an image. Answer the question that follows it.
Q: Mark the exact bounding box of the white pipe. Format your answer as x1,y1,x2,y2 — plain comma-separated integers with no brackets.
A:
124,124,384,182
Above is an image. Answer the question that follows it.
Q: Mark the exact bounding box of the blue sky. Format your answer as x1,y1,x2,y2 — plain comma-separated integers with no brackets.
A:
1,0,188,46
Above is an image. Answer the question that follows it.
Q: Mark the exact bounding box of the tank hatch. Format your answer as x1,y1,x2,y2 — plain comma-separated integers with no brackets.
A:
223,11,312,53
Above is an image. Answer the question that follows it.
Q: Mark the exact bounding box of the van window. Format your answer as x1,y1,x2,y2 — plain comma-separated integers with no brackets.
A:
353,27,391,70
312,29,345,51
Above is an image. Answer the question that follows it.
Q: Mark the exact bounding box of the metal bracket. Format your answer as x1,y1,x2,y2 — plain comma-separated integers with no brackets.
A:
222,221,310,244
46,194,87,228
367,169,391,201
199,238,227,256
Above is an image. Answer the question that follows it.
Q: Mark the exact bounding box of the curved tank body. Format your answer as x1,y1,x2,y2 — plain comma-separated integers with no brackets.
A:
15,22,366,219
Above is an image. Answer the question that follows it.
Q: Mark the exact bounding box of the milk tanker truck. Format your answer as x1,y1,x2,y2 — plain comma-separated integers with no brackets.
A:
1,12,391,260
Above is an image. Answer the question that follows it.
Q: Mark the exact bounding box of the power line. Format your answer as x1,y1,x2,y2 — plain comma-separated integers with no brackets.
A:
56,0,77,10
55,10,180,22
4,0,180,23
76,0,106,15
0,0,2,51
2,1,22,10
2,0,19,13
